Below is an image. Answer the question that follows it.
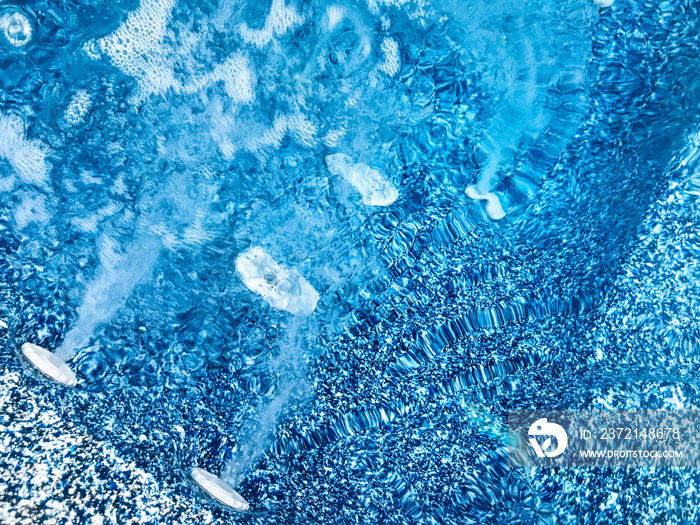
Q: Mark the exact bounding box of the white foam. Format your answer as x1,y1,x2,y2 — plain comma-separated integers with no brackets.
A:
0,319,7,329
21,343,78,388
213,55,255,103
182,212,210,246
98,0,174,65
246,113,318,152
183,53,255,104
191,468,249,512
287,114,317,149
0,113,51,188
322,127,346,149
248,116,288,151
13,192,51,230
63,91,92,128
465,184,505,220
593,0,614,6
325,5,346,31
235,246,319,315
0,11,33,47
0,174,16,193
366,0,427,19
95,0,176,101
239,0,303,47
377,38,400,77
325,153,398,207
81,40,102,61
72,215,99,234
96,234,123,271
71,201,121,234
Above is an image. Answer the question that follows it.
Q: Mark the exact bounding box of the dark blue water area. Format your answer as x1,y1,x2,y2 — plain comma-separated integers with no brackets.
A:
2,0,700,523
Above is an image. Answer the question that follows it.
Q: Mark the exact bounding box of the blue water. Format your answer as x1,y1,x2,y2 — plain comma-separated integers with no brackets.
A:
1,0,700,523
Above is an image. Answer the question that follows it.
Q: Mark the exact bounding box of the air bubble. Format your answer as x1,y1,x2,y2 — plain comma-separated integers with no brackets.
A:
1,11,33,47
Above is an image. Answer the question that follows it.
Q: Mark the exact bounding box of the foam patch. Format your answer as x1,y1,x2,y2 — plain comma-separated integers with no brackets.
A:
325,153,398,206
326,5,346,31
246,114,318,152
377,38,400,77
183,53,255,104
240,0,304,47
63,91,92,128
13,192,52,230
96,0,176,101
0,113,51,188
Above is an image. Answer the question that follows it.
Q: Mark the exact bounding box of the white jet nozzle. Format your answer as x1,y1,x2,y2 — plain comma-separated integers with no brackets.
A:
191,468,249,512
21,342,78,388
